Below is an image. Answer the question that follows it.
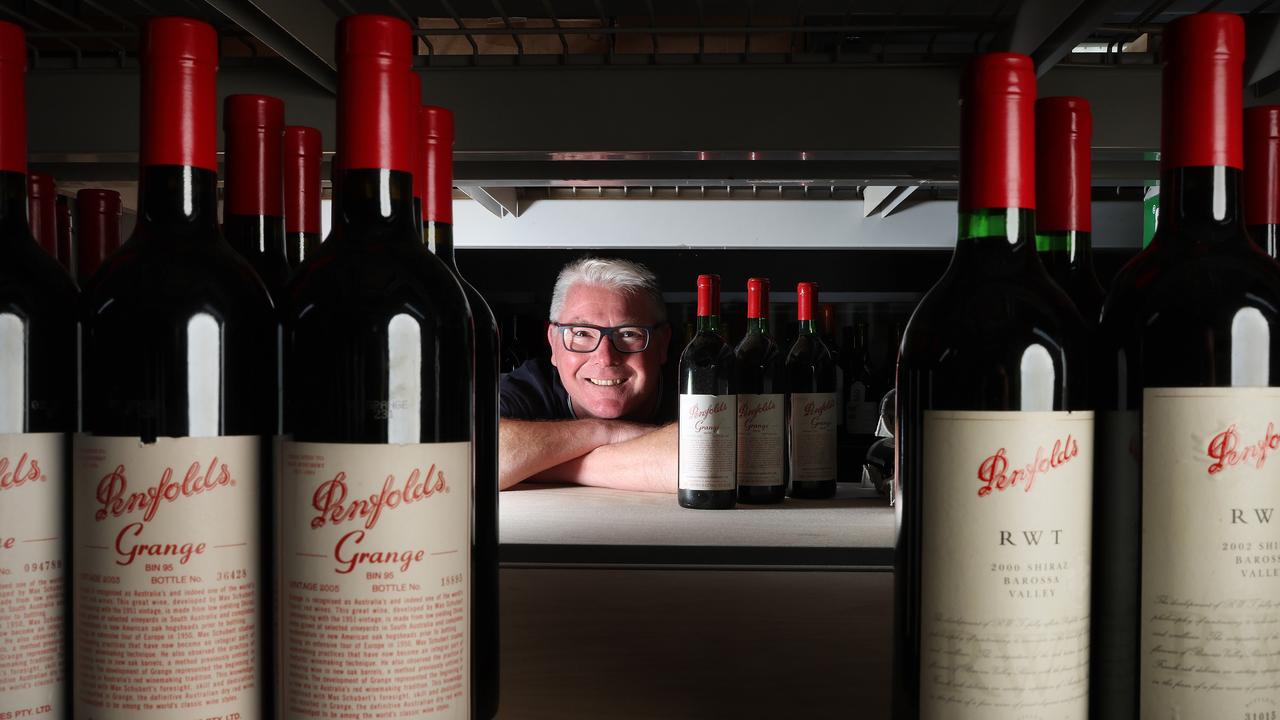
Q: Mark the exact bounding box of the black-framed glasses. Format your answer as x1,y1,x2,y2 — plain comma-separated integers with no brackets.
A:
553,323,661,353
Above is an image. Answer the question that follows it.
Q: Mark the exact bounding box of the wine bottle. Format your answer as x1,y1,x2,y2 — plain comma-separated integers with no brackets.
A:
734,277,786,504
283,126,322,267
0,20,76,719
678,273,737,510
421,103,501,720
843,319,879,471
818,302,846,444
75,17,275,720
408,73,423,237
893,53,1092,719
1036,96,1106,325
75,189,122,282
223,93,290,299
55,195,71,278
786,282,838,499
1245,104,1280,258
27,171,55,259
1095,14,1280,718
280,15,483,718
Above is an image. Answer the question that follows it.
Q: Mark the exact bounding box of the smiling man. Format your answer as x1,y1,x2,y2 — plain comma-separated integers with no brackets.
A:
499,257,678,492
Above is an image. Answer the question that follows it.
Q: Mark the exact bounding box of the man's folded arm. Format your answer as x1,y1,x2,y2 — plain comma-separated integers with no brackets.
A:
532,423,676,494
498,418,654,490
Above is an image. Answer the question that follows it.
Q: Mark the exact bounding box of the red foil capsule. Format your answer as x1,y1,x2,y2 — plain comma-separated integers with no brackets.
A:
1036,97,1093,233
27,171,56,257
337,15,414,173
0,21,25,175
960,52,1036,212
746,277,769,319
1245,106,1280,226
1161,13,1244,170
140,17,218,171
76,189,122,280
223,94,284,218
284,126,322,235
796,282,818,321
420,105,454,225
696,274,720,318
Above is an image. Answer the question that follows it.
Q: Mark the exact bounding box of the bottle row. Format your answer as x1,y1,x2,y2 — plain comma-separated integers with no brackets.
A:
895,12,1280,720
0,14,499,720
675,275,843,508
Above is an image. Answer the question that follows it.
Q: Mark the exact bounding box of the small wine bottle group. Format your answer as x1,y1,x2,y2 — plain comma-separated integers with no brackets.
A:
677,275,840,508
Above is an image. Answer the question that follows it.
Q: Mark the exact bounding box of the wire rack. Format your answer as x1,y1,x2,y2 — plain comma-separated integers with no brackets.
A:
3,0,1271,70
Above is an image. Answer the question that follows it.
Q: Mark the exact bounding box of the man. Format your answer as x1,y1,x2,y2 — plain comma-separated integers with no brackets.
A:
499,257,677,492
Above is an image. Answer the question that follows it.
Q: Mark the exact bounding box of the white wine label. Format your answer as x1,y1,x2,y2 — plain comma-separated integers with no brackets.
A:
72,434,263,720
919,410,1093,720
679,394,737,492
736,394,784,487
1142,388,1280,718
278,440,471,720
0,432,66,720
790,392,837,482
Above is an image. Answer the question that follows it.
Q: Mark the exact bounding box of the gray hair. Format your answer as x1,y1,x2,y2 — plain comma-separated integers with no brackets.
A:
549,256,667,323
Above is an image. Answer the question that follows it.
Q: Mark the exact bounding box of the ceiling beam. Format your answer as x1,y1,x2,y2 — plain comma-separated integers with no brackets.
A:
999,0,1085,57
201,0,338,94
1029,0,1129,76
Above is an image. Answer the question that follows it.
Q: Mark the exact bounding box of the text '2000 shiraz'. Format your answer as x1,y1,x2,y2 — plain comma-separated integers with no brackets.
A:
893,52,1092,720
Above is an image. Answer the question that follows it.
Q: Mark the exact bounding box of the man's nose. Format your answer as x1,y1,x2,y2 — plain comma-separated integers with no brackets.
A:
591,336,624,363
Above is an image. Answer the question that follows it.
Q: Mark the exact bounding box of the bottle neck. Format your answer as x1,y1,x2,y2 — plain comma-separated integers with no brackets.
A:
1155,166,1247,246
425,219,456,267
1035,229,1094,271
954,207,1038,272
746,316,770,335
224,213,286,257
697,314,722,334
0,171,29,245
333,168,418,244
797,318,818,335
1248,224,1280,259
136,165,220,234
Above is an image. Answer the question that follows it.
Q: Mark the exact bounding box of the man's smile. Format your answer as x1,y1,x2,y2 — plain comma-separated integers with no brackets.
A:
586,377,627,387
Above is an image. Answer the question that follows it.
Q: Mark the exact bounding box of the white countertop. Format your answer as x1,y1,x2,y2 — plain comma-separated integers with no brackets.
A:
499,483,895,567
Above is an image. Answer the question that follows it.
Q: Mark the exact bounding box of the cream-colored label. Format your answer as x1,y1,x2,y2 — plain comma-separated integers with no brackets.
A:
919,410,1093,720
1142,388,1280,718
0,432,66,720
72,434,263,720
736,394,784,487
679,394,737,492
278,440,471,720
789,392,837,482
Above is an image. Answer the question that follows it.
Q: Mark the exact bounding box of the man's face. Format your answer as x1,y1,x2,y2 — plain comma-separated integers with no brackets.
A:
548,283,670,420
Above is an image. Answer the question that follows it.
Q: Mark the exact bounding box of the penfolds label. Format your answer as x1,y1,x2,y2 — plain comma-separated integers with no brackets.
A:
736,394,784,487
0,432,67,720
789,392,837,482
976,432,1080,497
72,434,263,720
679,394,737,492
278,440,471,720
1142,388,1280,718
918,410,1094,720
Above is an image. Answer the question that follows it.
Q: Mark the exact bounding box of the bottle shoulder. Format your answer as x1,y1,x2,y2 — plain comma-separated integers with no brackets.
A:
82,230,274,324
282,237,472,330
1101,238,1280,342
0,238,78,317
679,331,735,369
